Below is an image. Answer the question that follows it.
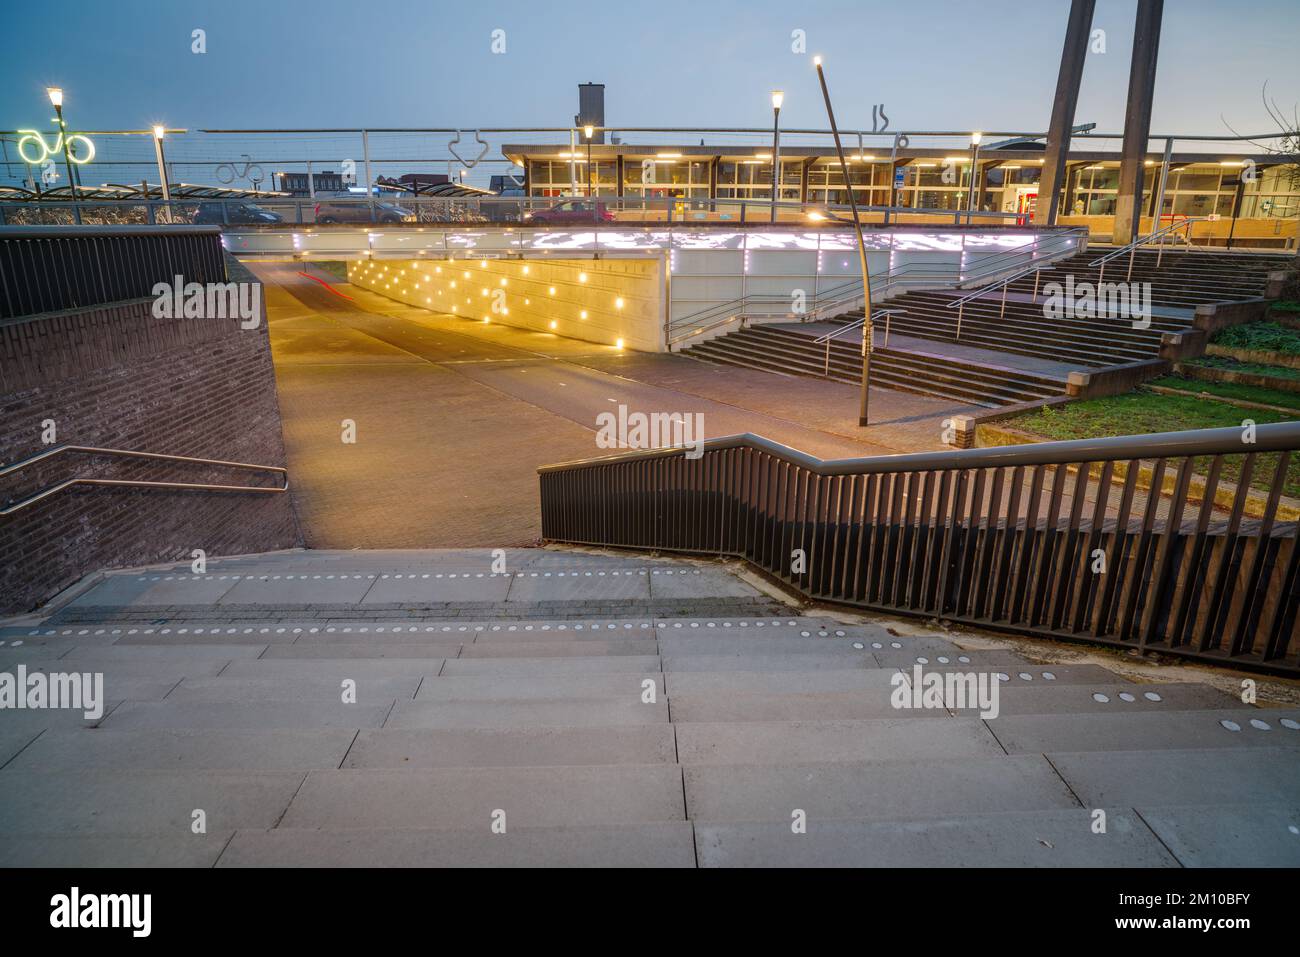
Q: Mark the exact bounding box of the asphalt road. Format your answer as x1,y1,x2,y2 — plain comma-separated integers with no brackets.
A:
255,263,965,548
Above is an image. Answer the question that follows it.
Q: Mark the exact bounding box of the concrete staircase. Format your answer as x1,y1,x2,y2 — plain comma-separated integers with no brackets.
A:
2,548,1298,867
684,325,1065,408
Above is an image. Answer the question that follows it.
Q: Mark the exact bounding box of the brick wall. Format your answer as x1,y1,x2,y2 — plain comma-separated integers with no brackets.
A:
0,256,301,613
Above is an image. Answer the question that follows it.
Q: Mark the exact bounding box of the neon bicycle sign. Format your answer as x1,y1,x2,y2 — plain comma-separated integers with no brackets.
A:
16,129,96,165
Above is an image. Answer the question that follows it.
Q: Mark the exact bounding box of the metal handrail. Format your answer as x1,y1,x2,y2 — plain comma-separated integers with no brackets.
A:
1088,217,1212,268
538,422,1300,475
537,422,1300,676
0,444,289,516
946,230,1087,308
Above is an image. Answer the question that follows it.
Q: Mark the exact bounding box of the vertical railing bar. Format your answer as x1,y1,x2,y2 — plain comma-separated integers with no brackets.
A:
1027,464,1067,628
1009,465,1045,624
1197,453,1256,652
989,465,1024,622
1095,463,1140,637
1229,451,1291,657
1168,455,1224,648
1139,457,1196,650
936,469,969,616
972,466,1005,620
1070,460,1114,634
1049,461,1094,631
1117,458,1168,643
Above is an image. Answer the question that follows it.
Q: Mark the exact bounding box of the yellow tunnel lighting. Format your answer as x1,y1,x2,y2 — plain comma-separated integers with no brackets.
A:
580,310,588,319
499,278,507,286
550,320,557,330
450,281,457,288
578,273,588,282
615,338,625,349
463,271,470,279
480,260,487,268
522,265,530,275
615,297,625,309
549,287,557,295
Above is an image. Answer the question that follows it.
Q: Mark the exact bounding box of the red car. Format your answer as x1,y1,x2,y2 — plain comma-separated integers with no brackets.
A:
525,199,616,224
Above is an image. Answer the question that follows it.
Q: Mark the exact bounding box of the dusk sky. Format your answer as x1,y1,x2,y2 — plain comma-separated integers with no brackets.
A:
2,0,1296,135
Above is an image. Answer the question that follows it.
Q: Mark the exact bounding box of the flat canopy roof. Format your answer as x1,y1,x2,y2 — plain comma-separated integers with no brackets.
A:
503,143,1300,167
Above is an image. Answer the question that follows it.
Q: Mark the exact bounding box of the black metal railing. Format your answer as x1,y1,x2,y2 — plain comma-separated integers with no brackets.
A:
0,225,227,319
539,424,1300,676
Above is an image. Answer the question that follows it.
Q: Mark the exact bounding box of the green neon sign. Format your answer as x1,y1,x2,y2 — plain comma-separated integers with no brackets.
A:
17,129,96,165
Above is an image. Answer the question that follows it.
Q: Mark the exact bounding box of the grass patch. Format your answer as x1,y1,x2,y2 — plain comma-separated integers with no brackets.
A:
1147,375,1300,411
1211,320,1300,356
1272,300,1300,314
1182,355,1300,382
315,261,349,282
1008,392,1299,498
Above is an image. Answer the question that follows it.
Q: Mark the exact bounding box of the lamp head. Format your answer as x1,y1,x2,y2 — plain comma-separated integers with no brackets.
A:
813,55,822,67
771,90,784,111
153,125,166,141
971,131,983,146
583,124,594,139
47,87,63,107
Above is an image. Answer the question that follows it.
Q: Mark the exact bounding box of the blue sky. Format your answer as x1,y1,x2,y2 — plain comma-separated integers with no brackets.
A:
2,0,1296,134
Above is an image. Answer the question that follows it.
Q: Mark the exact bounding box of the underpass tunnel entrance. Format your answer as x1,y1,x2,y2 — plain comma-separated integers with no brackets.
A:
347,255,666,352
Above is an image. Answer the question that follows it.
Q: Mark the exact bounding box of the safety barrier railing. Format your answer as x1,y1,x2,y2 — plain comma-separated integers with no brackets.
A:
0,445,289,516
539,423,1300,677
0,195,1038,231
0,225,226,319
811,310,900,373
1089,216,1212,280
667,226,1087,348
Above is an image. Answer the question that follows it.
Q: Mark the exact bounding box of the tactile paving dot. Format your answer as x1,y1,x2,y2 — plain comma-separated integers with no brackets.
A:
1143,691,1162,701
1281,719,1300,730
1220,719,1242,732
1249,719,1271,731
1092,693,1110,703
1118,692,1136,702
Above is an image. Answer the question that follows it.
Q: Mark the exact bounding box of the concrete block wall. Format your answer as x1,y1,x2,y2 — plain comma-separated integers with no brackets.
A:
0,266,300,613
349,256,665,352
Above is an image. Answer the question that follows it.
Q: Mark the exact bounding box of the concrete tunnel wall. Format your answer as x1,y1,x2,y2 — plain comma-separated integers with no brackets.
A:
348,256,666,352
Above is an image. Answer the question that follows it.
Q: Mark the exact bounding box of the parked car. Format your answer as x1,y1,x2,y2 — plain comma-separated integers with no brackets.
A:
315,199,415,224
193,201,283,225
524,199,616,225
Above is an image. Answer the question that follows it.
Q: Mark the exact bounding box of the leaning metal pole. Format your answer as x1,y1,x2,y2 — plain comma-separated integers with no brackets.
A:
815,57,874,426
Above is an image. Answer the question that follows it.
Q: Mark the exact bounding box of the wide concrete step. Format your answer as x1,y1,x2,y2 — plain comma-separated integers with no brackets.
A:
964,681,1246,716
1047,747,1300,807
695,807,1178,867
440,656,664,676
988,709,1300,754
99,700,394,730
278,765,686,828
415,673,664,701
216,823,696,868
342,726,677,768
384,697,669,729
682,754,1078,821
3,729,356,771
0,770,307,835
676,717,1001,764
165,676,420,703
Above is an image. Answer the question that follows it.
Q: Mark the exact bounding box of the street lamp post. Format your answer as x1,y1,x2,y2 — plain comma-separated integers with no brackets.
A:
152,126,172,223
584,125,594,197
965,131,982,224
770,90,784,223
813,56,874,427
47,88,81,223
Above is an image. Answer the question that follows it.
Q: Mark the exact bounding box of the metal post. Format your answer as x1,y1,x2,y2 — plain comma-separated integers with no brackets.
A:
1112,0,1164,245
815,57,874,427
307,159,315,200
1151,136,1173,240
770,95,782,223
362,129,374,220
965,136,981,224
53,103,81,224
885,133,901,225
1035,0,1096,225
152,129,171,224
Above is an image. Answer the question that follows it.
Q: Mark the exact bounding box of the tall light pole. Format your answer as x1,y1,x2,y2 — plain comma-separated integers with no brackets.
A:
152,126,172,223
814,56,874,427
965,131,982,224
584,124,594,197
47,88,81,223
770,90,784,222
